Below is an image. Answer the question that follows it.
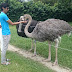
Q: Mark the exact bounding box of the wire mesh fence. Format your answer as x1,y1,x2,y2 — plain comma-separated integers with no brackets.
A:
19,25,72,52
1,25,72,69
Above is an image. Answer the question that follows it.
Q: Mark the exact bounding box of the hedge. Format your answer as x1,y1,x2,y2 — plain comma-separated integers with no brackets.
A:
0,0,72,22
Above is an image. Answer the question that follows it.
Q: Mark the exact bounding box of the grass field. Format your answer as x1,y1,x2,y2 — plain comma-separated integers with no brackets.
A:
0,51,55,72
9,22,72,70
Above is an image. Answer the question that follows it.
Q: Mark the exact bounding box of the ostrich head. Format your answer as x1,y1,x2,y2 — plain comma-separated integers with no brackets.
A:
20,16,25,21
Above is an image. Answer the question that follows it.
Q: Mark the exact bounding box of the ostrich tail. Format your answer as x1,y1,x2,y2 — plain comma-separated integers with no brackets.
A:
67,26,72,37
58,36,61,43
68,32,71,37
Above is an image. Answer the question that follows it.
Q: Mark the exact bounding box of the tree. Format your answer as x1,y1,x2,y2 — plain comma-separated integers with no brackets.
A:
58,0,72,8
33,0,58,5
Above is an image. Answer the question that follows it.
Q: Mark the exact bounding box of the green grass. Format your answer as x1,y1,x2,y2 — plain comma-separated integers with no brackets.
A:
9,22,72,70
0,51,55,72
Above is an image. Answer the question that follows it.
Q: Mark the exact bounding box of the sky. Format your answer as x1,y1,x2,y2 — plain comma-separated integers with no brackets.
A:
25,0,28,2
20,0,32,2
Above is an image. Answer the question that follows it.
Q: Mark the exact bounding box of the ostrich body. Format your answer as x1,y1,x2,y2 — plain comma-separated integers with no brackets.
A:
24,14,72,65
32,19,72,42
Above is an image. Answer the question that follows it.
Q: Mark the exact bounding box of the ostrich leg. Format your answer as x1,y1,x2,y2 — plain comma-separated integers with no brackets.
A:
29,39,34,51
53,38,59,66
47,41,51,61
18,23,22,32
44,41,51,62
31,40,36,57
34,40,36,56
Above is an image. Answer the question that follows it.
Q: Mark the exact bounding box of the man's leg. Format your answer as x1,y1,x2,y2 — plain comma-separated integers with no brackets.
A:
1,35,11,64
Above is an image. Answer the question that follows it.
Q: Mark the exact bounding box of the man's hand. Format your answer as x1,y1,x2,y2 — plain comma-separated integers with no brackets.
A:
20,21,27,23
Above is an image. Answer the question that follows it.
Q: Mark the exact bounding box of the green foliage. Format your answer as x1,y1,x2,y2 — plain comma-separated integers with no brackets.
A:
51,3,72,21
22,1,72,21
58,0,72,8
23,1,50,21
0,0,24,21
0,0,72,21
33,0,58,5
8,0,24,21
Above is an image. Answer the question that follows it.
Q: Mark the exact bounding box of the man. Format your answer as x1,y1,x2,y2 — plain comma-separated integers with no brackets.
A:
0,3,27,65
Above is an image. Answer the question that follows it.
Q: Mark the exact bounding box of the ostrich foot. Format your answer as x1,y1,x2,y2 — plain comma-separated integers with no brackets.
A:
32,53,37,57
43,58,51,62
29,48,33,52
32,54,36,57
52,60,58,66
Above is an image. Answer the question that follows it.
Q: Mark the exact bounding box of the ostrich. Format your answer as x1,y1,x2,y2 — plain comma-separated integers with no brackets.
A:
24,14,72,65
16,16,42,52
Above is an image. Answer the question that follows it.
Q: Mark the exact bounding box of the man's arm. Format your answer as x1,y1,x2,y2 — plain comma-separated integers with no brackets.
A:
7,19,27,25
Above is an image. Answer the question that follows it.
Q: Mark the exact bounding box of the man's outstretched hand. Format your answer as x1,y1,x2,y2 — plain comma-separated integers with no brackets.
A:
21,21,27,23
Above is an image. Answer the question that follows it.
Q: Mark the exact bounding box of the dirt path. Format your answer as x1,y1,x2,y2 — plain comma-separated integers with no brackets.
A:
6,44,72,72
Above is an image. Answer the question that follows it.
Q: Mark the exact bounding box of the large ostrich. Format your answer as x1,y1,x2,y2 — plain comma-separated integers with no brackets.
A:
24,14,72,65
16,16,41,53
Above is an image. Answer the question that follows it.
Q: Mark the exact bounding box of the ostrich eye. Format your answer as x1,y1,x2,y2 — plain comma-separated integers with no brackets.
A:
24,16,26,17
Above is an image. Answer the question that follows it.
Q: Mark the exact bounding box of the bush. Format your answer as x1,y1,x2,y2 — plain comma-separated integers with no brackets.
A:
8,0,24,21
0,0,72,22
51,3,72,21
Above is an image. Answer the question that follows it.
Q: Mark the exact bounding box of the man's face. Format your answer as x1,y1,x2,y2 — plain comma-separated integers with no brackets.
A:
2,7,9,13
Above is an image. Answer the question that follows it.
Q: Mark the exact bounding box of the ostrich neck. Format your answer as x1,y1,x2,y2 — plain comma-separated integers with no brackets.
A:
24,18,33,38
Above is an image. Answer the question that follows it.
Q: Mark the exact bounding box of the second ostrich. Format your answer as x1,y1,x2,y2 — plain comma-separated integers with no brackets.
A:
24,14,72,65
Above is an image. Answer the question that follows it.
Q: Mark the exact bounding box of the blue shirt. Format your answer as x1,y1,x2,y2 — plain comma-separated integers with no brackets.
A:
0,12,11,35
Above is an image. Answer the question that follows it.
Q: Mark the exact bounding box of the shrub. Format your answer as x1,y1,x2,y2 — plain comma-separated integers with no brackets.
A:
0,0,72,22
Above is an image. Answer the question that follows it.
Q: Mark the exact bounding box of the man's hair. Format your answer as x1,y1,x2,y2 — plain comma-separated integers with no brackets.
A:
0,3,9,11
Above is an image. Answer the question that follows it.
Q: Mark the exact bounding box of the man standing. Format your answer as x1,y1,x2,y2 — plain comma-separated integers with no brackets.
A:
0,3,27,65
